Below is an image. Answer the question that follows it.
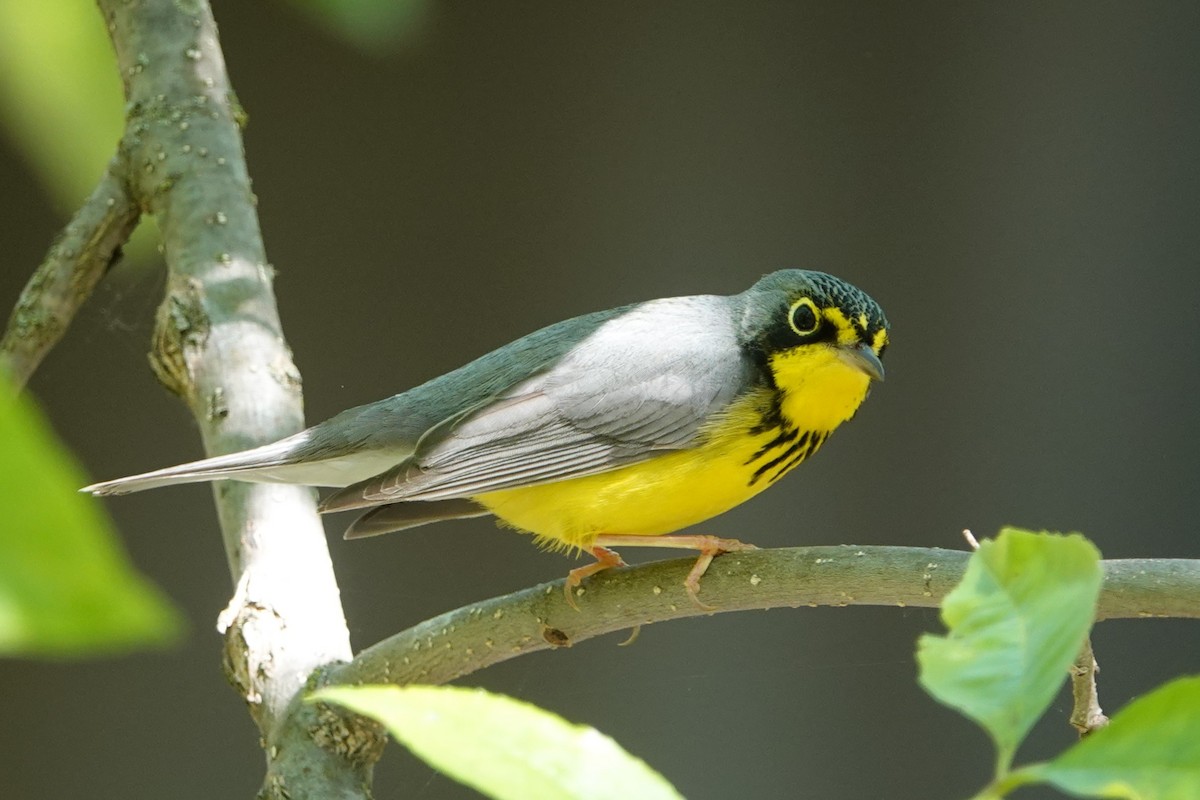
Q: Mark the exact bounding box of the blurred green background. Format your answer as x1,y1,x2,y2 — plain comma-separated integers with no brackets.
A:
3,2,1198,798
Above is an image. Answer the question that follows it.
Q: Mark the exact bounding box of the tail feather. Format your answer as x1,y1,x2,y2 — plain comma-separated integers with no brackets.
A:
82,437,305,496
342,498,490,538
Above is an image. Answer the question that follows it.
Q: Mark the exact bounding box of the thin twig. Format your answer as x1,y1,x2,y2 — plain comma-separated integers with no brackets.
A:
1,163,139,388
330,547,1200,688
1069,638,1109,735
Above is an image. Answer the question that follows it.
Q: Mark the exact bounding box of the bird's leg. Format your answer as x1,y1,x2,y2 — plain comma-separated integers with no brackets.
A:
592,534,757,610
564,545,628,610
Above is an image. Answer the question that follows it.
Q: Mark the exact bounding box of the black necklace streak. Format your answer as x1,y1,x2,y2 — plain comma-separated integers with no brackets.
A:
734,335,830,484
741,372,829,486
746,426,828,486
739,338,830,486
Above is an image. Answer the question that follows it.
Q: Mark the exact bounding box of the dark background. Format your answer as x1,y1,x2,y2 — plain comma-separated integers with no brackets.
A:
3,2,1199,798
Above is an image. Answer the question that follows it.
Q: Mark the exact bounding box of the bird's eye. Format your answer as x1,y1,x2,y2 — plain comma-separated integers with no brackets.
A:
788,298,820,336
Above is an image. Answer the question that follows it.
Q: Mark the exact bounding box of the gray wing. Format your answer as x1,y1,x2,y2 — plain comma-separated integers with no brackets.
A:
86,305,628,494
320,296,756,512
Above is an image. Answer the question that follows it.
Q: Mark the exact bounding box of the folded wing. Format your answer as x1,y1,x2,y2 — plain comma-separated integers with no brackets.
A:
321,296,754,513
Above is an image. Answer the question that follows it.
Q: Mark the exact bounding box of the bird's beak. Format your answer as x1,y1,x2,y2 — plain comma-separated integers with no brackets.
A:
838,341,885,382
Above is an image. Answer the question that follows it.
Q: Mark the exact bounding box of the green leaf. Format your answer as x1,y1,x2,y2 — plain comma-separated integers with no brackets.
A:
916,529,1102,771
0,379,183,657
1021,675,1200,799
0,0,123,207
312,685,684,800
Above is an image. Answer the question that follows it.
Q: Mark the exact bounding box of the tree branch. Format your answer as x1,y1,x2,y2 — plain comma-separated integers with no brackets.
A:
91,1,373,796
330,547,1200,687
1069,638,1109,735
1,162,140,388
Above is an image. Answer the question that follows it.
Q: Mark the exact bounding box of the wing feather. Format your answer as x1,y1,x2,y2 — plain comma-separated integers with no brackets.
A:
320,297,756,514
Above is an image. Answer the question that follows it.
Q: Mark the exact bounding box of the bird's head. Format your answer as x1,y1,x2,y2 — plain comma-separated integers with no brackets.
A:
737,269,890,429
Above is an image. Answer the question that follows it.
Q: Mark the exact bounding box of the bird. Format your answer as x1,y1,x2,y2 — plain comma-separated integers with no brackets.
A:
84,270,889,608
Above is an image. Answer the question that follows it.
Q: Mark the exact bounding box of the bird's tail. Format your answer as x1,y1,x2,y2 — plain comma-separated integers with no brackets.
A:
81,437,304,495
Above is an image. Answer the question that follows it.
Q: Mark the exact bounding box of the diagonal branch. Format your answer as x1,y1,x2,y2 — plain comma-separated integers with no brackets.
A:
91,1,374,796
329,547,1200,688
1,162,140,388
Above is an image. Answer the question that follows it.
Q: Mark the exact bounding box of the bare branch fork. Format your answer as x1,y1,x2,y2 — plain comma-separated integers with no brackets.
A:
4,1,1200,798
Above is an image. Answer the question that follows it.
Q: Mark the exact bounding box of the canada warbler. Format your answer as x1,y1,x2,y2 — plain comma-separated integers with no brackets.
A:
85,270,889,606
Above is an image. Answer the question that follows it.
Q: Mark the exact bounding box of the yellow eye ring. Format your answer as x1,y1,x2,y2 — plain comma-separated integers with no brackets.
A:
788,297,821,336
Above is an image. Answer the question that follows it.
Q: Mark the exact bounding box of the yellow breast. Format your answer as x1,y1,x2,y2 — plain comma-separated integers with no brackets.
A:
475,344,872,551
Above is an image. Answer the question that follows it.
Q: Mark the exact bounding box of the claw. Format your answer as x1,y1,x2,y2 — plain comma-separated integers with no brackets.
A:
684,551,718,610
564,545,627,610
592,534,757,609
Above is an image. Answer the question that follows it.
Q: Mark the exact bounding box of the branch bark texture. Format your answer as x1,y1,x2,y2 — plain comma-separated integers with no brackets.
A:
1069,638,1109,735
1,163,139,388
331,547,1200,688
93,2,371,796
